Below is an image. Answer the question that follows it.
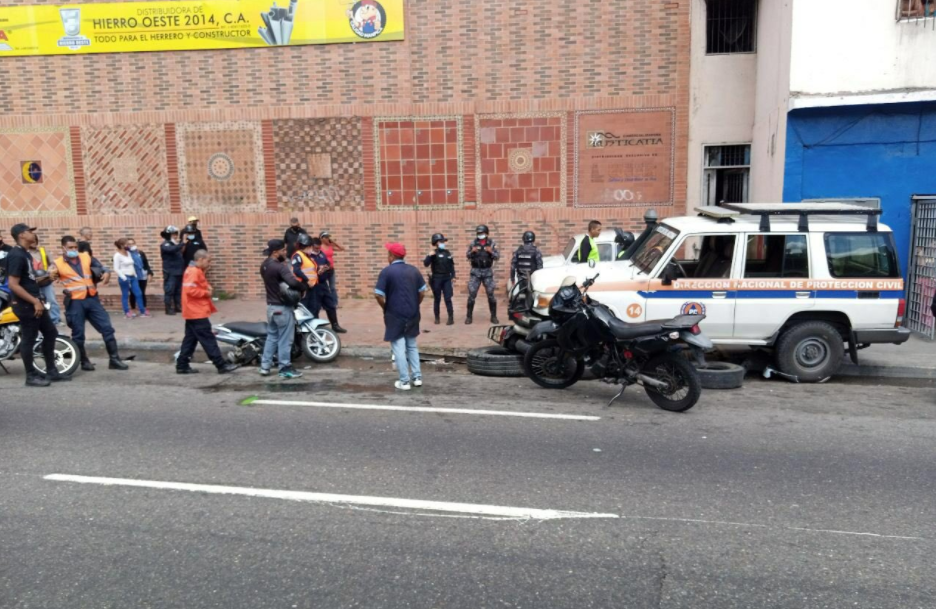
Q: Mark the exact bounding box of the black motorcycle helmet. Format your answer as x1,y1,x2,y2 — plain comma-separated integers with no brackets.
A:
475,225,489,236
613,228,635,251
522,230,535,244
296,233,314,248
431,233,447,245
183,223,197,234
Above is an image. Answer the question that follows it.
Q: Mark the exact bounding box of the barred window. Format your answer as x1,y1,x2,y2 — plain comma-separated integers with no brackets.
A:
897,0,936,20
704,144,751,205
706,0,758,54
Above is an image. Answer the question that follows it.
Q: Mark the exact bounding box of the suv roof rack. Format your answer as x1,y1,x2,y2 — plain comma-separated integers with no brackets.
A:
720,203,881,233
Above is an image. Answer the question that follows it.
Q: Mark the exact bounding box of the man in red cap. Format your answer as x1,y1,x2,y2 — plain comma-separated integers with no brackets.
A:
374,242,426,390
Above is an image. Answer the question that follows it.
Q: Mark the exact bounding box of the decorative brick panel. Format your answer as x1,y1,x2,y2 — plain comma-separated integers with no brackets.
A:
0,127,76,218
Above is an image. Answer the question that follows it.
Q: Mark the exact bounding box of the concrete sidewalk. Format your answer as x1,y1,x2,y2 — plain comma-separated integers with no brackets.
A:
87,298,935,378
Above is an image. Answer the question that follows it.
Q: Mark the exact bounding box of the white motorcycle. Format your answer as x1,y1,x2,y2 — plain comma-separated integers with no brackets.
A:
213,303,341,366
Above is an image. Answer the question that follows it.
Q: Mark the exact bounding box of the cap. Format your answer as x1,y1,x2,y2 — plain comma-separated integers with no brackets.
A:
10,223,37,240
263,238,286,256
385,242,406,258
187,216,198,223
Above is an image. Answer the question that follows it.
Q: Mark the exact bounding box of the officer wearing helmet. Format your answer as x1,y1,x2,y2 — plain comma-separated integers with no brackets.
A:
465,224,500,325
290,232,319,310
423,233,456,325
160,225,185,315
510,230,543,286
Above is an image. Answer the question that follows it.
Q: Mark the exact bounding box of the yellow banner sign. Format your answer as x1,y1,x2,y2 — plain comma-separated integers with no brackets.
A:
0,0,404,56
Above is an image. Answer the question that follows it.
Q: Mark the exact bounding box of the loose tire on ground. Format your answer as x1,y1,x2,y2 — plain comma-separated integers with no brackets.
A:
775,321,845,383
466,346,525,377
694,361,745,390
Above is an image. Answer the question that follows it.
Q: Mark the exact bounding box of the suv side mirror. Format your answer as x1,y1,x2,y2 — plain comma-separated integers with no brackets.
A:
588,258,596,269
661,261,677,286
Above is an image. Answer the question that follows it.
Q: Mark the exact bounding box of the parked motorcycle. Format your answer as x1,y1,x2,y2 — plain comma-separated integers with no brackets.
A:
522,274,712,412
213,303,341,366
0,300,81,377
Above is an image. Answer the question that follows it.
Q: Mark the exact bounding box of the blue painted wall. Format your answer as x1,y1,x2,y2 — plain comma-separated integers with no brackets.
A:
783,101,936,275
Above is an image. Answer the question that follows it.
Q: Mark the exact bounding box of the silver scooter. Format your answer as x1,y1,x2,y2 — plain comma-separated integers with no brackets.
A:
213,303,341,366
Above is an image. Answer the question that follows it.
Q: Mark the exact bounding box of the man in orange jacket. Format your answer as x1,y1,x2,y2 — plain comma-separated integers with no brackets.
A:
176,249,238,375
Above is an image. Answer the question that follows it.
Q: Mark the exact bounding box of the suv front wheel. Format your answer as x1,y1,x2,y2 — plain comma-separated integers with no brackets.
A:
775,321,845,383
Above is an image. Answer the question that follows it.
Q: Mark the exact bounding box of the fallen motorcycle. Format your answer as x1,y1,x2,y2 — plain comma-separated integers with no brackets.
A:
522,274,712,412
213,303,341,366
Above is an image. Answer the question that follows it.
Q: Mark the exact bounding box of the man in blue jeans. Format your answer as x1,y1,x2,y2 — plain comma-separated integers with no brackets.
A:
375,242,426,391
259,239,304,379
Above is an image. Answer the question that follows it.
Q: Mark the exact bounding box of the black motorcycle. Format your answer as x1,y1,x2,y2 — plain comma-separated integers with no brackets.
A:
522,274,713,412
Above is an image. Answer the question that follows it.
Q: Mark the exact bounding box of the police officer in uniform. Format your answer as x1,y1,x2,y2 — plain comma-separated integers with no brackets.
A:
291,233,319,311
423,233,456,325
510,230,543,286
160,226,185,315
465,224,500,325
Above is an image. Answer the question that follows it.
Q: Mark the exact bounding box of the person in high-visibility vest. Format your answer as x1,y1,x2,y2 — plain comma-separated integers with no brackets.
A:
49,235,129,372
578,220,603,264
28,235,61,325
290,233,319,312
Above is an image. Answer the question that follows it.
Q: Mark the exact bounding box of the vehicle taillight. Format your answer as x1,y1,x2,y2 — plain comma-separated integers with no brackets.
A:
896,298,906,328
691,324,701,335
623,350,633,359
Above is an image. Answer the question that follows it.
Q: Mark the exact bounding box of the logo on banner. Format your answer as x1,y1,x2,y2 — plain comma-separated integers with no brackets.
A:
58,8,91,50
680,301,706,316
0,30,12,52
348,0,386,39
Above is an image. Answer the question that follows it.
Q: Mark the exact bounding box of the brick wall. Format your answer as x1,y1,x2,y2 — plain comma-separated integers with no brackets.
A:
0,0,691,301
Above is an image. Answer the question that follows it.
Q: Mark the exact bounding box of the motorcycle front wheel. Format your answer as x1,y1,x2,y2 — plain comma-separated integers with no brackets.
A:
302,328,341,363
641,354,701,412
31,336,81,377
523,339,584,389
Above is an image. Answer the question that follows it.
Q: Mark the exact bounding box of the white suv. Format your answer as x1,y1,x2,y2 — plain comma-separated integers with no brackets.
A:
527,204,910,382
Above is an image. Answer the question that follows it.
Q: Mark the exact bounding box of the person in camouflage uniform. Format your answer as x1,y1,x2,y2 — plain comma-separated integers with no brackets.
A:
465,224,499,325
510,230,543,285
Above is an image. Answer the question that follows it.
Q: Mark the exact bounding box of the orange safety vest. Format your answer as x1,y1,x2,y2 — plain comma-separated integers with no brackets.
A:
294,250,318,287
54,253,97,300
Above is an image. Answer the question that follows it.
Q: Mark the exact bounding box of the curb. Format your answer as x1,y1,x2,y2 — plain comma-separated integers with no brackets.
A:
840,362,936,380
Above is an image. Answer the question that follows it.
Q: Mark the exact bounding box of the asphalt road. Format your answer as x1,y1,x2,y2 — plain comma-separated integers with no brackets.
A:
1,355,935,608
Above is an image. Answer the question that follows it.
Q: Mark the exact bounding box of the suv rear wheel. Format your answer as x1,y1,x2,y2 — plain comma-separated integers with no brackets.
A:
775,321,845,383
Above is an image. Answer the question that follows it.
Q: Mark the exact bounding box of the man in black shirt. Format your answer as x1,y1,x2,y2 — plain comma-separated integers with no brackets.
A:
6,224,70,387
77,227,94,256
284,217,308,257
259,239,303,379
423,233,456,325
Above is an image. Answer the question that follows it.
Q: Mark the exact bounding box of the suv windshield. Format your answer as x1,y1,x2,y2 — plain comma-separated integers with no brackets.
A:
632,225,680,274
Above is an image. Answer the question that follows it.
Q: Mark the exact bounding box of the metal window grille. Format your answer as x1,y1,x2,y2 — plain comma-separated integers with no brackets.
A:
704,144,751,205
706,0,758,54
906,196,936,338
896,0,936,25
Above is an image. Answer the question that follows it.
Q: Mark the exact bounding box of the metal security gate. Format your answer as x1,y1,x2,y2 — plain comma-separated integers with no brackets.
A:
906,196,936,338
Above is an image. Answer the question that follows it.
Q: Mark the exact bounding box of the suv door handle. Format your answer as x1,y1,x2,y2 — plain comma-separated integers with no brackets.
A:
796,291,811,299
712,291,727,299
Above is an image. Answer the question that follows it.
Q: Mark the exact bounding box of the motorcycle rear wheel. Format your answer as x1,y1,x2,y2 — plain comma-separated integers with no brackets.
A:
523,339,584,390
642,354,701,412
31,336,81,377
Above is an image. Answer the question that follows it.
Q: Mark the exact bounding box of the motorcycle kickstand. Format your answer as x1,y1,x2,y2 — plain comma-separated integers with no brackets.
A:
605,384,626,409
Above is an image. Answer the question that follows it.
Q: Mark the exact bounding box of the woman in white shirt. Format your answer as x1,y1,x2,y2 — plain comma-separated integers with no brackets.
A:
113,238,150,318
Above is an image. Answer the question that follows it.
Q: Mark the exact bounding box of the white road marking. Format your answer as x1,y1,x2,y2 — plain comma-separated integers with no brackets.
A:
43,474,618,521
249,399,601,421
626,516,925,541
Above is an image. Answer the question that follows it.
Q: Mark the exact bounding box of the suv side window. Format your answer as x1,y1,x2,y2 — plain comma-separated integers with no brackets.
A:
744,235,809,278
666,235,736,279
824,233,900,278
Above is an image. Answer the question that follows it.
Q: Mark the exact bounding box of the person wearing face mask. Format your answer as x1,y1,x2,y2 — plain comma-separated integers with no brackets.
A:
186,216,207,249
260,239,304,379
160,226,185,315
181,223,206,266
465,224,500,325
126,238,152,312
49,234,129,373
423,233,456,325
113,238,149,319
5,224,70,386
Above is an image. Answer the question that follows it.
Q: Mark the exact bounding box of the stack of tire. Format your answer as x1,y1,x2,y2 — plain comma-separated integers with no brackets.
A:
694,361,745,390
466,346,525,377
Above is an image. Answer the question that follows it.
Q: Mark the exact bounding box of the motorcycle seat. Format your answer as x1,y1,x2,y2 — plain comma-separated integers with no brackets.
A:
607,317,664,340
224,322,269,336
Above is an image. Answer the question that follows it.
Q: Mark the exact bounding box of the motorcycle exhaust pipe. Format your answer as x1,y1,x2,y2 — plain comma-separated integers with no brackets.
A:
636,373,668,390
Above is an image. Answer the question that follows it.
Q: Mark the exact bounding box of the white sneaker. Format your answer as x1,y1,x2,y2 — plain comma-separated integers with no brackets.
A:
413,378,423,387
394,380,412,391
259,368,271,376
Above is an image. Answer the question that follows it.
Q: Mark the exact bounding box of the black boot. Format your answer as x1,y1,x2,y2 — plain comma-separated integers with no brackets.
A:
25,373,50,388
176,356,198,374
434,316,441,325
165,304,176,316
447,315,454,326
465,302,474,325
216,362,239,374
78,344,95,371
105,339,129,370
46,369,72,382
327,310,348,334
489,302,499,325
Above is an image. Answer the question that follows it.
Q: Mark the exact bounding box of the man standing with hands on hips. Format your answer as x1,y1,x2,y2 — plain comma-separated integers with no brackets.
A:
465,224,500,325
375,242,426,391
423,233,456,325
